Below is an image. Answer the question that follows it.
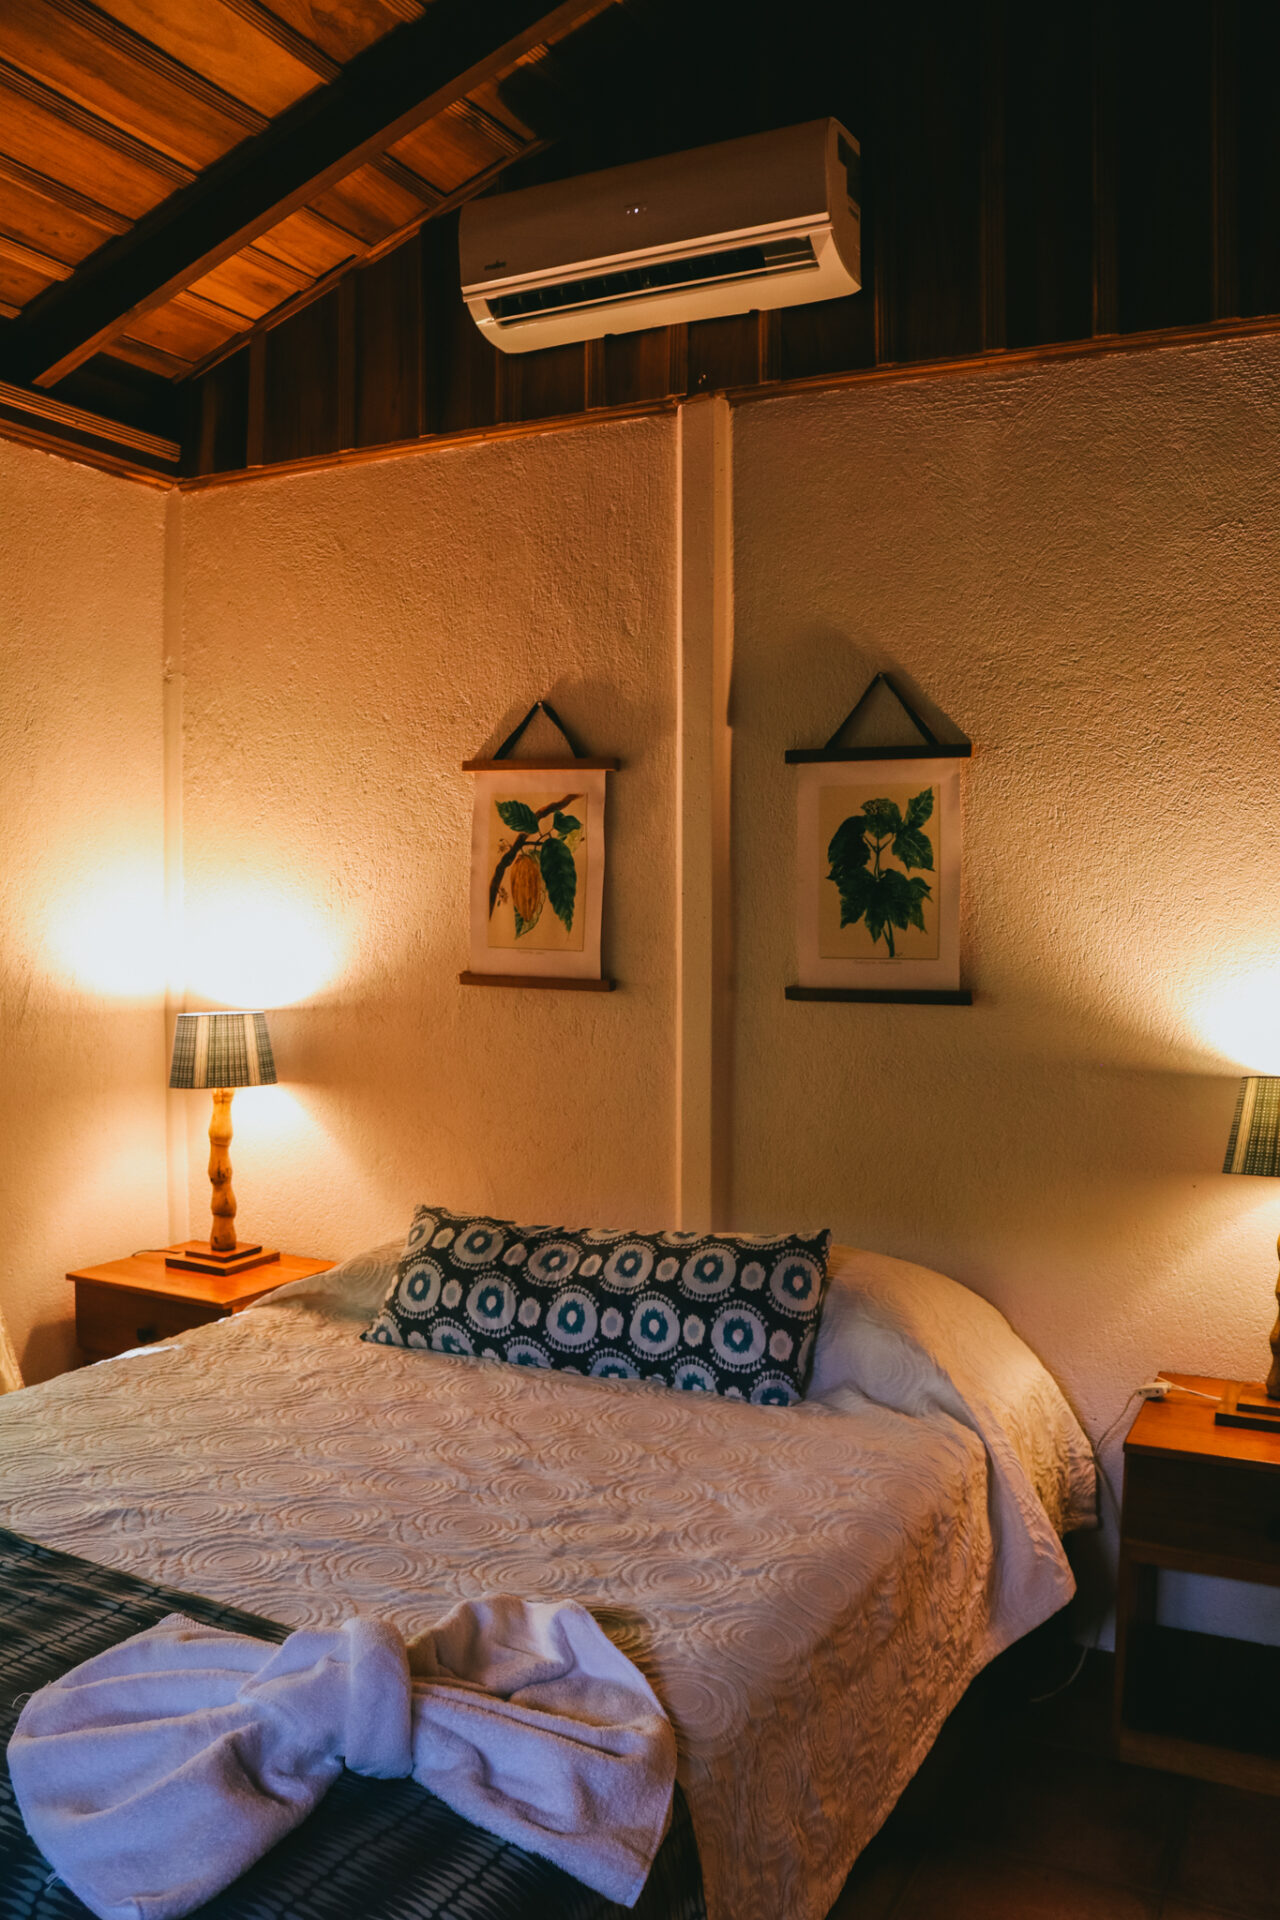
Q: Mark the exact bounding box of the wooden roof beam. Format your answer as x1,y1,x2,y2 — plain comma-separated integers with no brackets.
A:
3,0,616,390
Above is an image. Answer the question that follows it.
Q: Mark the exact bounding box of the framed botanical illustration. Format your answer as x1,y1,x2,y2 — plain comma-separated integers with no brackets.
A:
460,702,618,991
786,675,972,1004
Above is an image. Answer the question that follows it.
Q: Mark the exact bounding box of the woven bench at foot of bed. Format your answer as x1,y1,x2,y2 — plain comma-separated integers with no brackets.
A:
0,1527,705,1920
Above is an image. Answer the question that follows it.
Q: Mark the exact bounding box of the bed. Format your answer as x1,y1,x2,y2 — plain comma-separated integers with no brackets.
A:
0,1238,1095,1920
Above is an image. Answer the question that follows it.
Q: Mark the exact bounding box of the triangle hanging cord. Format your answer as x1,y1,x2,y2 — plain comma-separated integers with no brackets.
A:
492,699,586,761
823,672,941,751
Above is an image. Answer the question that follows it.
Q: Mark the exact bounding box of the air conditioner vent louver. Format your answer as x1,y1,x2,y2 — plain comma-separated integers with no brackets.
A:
488,236,818,326
460,118,860,354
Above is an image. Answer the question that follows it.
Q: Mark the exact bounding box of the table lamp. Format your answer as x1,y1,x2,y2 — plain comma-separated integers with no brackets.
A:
1216,1074,1280,1432
166,1010,279,1277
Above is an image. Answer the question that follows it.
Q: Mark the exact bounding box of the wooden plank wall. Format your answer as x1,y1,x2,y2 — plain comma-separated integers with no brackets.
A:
183,0,1280,482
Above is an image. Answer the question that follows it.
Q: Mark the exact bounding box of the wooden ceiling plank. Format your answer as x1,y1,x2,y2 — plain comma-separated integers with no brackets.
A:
184,132,546,383
309,162,434,244
5,0,617,387
360,137,549,267
0,77,178,223
216,0,340,80
0,57,196,191
252,0,423,65
240,244,315,292
124,297,248,361
2,0,264,169
371,153,443,202
0,173,127,269
0,235,75,283
173,288,258,330
187,246,318,319
88,0,329,119
0,155,132,239
253,207,366,276
390,101,524,190
0,256,65,314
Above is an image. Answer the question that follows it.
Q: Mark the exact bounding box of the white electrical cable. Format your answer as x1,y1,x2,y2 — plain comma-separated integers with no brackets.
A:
1028,1375,1224,1706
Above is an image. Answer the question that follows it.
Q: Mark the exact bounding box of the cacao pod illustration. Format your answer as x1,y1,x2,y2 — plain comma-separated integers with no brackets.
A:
511,851,544,932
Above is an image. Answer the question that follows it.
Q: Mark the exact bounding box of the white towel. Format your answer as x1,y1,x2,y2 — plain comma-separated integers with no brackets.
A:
8,1598,676,1920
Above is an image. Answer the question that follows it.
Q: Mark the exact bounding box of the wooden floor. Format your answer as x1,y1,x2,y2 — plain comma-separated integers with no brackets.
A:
828,1647,1277,1920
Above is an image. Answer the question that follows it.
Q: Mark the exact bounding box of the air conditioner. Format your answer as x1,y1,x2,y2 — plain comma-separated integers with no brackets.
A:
459,118,860,355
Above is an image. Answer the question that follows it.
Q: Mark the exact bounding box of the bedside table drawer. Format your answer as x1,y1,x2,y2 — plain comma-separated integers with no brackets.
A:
76,1283,226,1359
1124,1452,1280,1570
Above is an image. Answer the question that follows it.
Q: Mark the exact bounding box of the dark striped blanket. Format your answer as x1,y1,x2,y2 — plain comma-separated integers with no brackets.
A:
0,1528,705,1920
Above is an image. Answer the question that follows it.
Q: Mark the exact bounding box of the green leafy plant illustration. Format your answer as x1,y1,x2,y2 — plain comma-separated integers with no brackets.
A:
490,795,583,937
827,788,934,957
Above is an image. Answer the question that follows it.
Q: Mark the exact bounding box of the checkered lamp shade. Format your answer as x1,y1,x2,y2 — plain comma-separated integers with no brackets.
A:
1223,1077,1280,1178
169,1012,276,1091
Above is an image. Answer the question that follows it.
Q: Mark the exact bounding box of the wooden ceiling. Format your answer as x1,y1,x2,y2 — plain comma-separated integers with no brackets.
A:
2,0,1278,487
0,0,617,396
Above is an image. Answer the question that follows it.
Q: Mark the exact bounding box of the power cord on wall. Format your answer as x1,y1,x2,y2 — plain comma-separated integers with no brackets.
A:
1027,1375,1221,1704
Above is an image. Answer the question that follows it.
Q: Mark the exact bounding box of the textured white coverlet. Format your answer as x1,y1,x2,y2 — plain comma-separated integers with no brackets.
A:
0,1272,1084,1920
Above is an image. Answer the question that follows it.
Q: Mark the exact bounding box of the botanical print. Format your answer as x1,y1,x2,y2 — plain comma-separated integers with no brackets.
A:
818,782,941,961
486,791,587,953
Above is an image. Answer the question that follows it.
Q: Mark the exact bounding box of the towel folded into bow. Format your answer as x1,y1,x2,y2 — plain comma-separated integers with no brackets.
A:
8,1596,676,1920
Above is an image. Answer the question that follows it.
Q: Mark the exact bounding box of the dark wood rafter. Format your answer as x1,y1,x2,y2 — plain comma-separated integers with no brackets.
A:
0,374,176,457
0,372,179,482
110,335,193,379
1,0,616,390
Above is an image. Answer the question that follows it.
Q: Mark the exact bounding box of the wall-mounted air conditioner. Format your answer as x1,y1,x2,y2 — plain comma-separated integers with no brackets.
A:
459,117,860,355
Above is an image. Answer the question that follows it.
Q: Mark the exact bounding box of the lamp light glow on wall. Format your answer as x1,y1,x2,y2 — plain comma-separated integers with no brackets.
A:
167,1011,279,1278
1217,1075,1280,1432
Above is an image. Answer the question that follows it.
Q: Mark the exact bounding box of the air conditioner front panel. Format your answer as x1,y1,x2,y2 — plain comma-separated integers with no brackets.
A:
459,118,861,355
483,233,823,326
465,225,859,353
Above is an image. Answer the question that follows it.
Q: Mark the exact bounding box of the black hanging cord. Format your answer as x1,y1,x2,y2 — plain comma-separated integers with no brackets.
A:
492,700,586,761
823,672,940,751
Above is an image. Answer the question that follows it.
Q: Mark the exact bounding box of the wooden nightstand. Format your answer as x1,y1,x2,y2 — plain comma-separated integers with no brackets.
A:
1114,1373,1280,1794
67,1249,334,1362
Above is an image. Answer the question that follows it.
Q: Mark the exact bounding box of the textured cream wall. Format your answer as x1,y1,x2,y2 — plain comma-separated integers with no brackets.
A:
0,441,169,1383
731,336,1280,1635
17,330,1270,1630
177,418,678,1257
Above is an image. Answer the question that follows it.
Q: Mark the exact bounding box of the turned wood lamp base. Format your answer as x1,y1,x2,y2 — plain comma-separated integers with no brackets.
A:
164,1241,280,1276
164,1077,278,1277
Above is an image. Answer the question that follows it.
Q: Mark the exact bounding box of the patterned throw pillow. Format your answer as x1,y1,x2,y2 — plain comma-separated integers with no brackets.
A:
362,1207,833,1406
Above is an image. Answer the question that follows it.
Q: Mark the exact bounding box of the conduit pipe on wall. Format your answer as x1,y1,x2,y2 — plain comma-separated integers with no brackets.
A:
674,396,734,1235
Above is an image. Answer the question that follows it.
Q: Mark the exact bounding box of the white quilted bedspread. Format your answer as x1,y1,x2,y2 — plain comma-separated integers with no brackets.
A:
0,1286,1077,1920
